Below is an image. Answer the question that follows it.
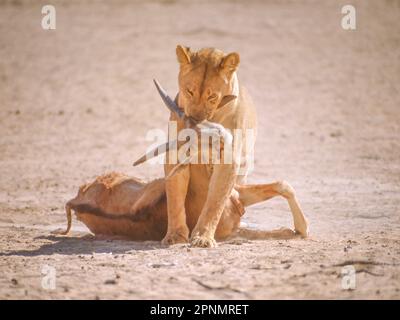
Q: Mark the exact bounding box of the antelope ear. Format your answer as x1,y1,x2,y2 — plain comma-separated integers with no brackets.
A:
176,45,192,65
220,52,240,76
218,95,237,108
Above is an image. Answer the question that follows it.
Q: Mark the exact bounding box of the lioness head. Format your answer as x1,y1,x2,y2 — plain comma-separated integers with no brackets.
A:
176,45,240,122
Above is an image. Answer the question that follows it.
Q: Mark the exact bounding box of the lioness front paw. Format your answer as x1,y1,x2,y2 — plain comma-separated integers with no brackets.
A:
190,235,217,248
162,228,189,245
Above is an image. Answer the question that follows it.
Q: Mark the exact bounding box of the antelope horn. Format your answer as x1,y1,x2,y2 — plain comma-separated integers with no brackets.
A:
133,80,184,167
133,141,176,166
153,79,185,119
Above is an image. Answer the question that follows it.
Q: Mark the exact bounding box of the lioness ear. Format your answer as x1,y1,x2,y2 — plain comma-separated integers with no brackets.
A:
176,45,191,65
220,52,240,76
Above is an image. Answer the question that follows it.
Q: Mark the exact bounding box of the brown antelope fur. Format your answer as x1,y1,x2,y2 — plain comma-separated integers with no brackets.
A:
62,173,308,242
63,172,168,241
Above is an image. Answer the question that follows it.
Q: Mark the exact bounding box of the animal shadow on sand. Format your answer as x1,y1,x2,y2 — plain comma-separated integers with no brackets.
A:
0,226,303,257
0,234,164,257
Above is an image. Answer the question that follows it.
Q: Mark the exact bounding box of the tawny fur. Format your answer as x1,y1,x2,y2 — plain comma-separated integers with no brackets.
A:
162,46,309,247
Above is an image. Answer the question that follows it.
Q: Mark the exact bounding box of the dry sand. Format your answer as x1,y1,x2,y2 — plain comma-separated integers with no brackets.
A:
0,0,399,299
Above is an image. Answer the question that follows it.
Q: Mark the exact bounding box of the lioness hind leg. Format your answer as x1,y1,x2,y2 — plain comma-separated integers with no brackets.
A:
235,181,309,237
230,225,300,240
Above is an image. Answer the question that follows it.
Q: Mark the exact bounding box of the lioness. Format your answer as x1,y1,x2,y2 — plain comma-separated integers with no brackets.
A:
162,45,308,247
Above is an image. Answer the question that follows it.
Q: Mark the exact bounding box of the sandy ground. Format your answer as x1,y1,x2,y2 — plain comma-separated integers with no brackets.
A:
0,0,399,299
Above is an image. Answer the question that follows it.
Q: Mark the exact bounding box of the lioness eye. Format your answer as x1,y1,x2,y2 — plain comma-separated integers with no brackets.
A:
208,93,218,102
186,88,194,97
